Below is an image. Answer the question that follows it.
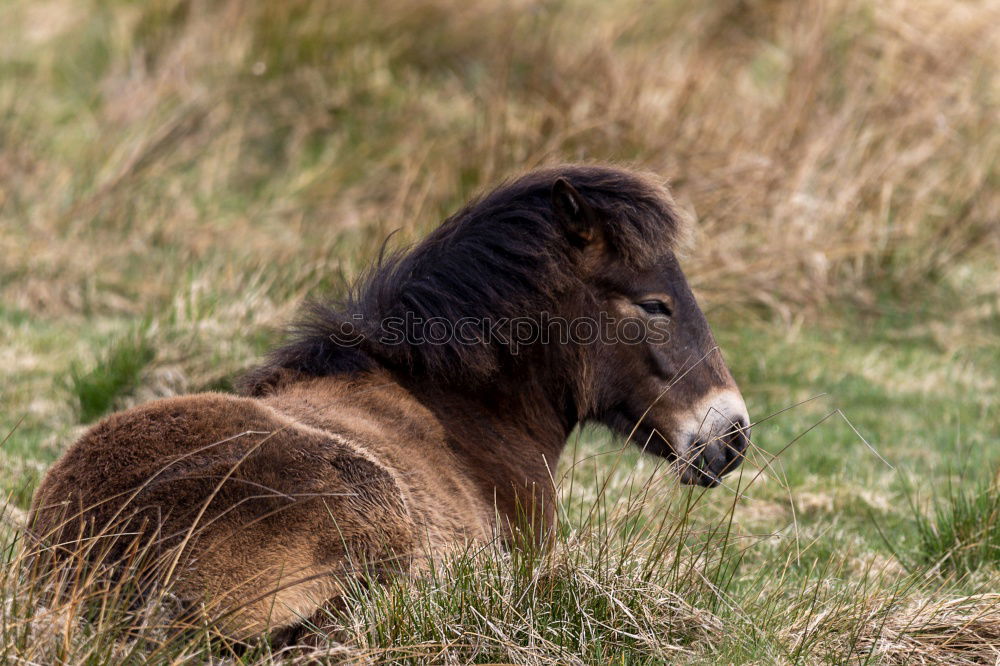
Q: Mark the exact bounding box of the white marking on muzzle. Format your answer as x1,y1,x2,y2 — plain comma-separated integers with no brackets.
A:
672,388,749,462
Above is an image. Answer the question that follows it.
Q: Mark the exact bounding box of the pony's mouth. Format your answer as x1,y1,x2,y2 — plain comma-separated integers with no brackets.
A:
636,428,728,487
601,405,749,488
600,403,748,487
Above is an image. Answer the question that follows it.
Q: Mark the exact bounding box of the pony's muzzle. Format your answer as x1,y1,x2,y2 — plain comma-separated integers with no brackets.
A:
679,413,750,488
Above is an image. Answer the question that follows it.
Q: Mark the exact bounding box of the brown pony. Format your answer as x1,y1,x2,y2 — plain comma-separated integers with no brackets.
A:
29,164,749,640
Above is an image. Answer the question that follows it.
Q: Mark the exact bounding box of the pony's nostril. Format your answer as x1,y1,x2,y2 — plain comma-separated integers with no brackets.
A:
718,416,750,476
732,416,750,452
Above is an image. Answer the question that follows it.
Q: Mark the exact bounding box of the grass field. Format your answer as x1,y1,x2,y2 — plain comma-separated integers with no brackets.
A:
1,0,998,663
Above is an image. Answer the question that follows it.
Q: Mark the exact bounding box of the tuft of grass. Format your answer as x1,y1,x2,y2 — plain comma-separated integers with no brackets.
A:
68,328,155,423
332,539,724,663
907,473,1000,577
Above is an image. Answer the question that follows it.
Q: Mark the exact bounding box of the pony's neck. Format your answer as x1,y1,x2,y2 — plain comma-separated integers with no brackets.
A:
263,366,577,541
402,373,576,540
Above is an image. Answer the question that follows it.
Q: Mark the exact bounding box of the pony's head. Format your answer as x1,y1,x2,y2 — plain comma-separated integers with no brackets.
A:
540,168,749,487
247,165,750,487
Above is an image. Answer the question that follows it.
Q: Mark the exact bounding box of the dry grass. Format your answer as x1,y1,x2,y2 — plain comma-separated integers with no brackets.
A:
791,593,1000,665
1,0,996,319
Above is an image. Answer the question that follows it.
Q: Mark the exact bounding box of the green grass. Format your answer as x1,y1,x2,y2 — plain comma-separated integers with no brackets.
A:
905,475,1000,577
333,541,724,663
68,325,155,423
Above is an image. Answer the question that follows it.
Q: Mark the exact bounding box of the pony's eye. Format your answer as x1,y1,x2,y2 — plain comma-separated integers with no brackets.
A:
637,300,672,317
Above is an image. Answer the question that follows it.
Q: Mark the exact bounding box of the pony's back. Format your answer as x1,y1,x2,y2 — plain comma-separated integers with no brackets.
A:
28,389,418,638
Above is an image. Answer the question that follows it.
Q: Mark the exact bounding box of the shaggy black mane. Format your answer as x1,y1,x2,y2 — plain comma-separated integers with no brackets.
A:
240,164,682,395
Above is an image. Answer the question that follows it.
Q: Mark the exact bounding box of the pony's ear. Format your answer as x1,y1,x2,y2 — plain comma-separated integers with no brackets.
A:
551,177,600,247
